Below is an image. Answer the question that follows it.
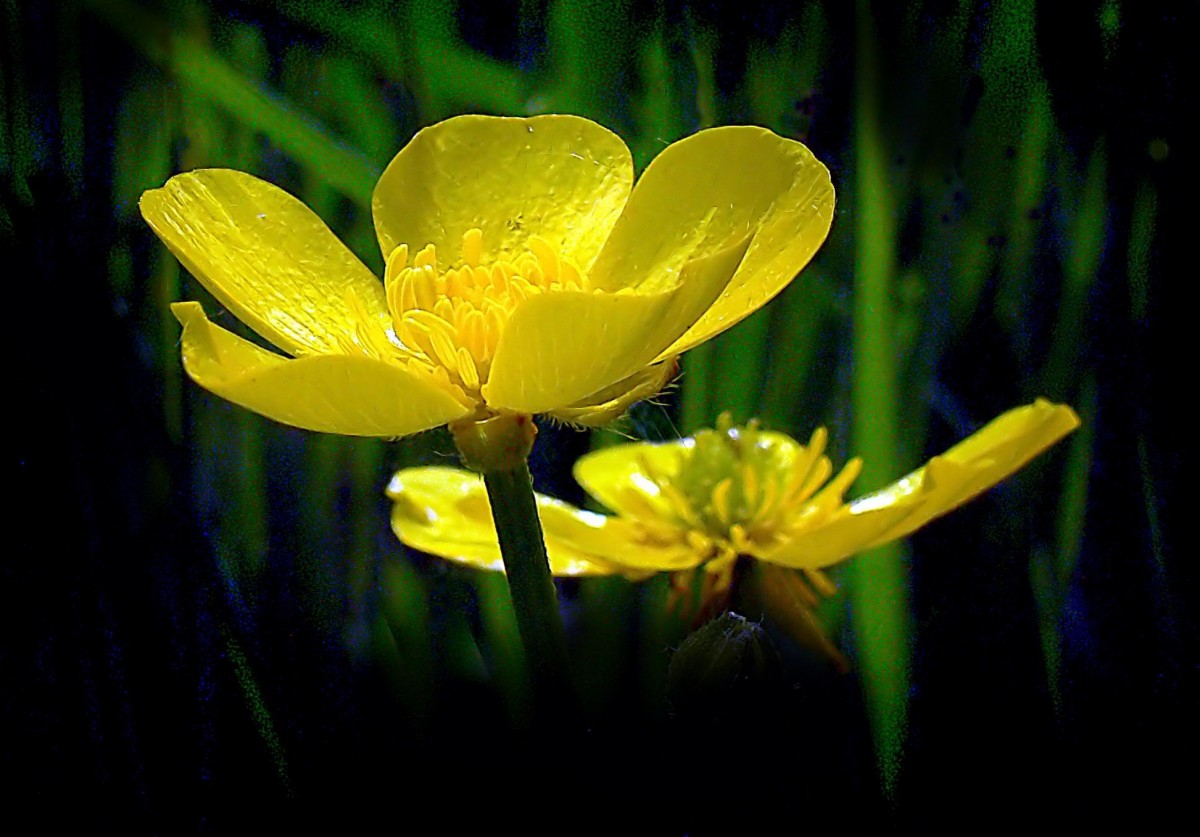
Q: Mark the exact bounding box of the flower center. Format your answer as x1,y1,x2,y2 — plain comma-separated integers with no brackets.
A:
381,228,588,409
641,414,862,556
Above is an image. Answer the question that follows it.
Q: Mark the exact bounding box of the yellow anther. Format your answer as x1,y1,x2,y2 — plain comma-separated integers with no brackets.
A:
411,267,437,311
729,523,752,553
754,477,779,522
794,457,833,506
462,228,483,267
685,529,713,555
386,244,409,283
663,483,700,527
741,463,759,509
456,346,480,391
816,457,863,506
711,477,734,525
528,235,559,284
461,309,485,359
426,325,460,373
414,243,438,269
561,260,582,289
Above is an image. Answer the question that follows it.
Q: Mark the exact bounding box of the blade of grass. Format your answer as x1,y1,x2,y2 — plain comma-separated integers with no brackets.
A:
86,0,380,206
222,627,293,797
1041,374,1094,713
474,571,534,733
850,0,909,798
1041,138,1106,393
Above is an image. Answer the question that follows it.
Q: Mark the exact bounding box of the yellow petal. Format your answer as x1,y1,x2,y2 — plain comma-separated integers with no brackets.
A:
573,438,686,523
546,358,678,427
753,503,914,570
853,398,1081,547
386,467,629,577
372,115,633,272
585,126,834,355
482,235,750,413
758,399,1080,568
141,169,389,358
173,302,470,436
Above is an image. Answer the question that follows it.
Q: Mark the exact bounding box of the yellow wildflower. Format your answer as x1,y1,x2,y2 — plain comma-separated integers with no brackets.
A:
140,115,834,436
388,399,1079,601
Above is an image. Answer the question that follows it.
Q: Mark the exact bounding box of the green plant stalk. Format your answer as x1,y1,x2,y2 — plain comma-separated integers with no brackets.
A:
851,0,909,798
451,414,575,726
482,463,577,725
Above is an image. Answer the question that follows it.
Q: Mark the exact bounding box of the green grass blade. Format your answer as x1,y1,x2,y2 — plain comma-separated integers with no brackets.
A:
850,0,909,797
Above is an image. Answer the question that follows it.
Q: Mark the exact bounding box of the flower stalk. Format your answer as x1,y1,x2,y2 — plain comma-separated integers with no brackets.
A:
450,415,577,727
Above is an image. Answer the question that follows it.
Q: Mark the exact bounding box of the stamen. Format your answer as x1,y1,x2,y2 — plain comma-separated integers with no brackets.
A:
385,244,409,286
811,457,863,508
413,267,438,311
741,463,759,511
528,236,560,284
456,346,480,391
462,228,483,267
711,477,734,525
793,457,833,506
378,230,588,400
414,243,437,269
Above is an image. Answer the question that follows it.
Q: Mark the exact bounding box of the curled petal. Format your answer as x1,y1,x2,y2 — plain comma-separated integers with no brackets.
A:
547,358,678,427
387,467,634,577
586,126,834,356
483,235,750,413
173,302,471,436
852,398,1081,547
142,169,389,357
758,399,1080,568
373,114,633,272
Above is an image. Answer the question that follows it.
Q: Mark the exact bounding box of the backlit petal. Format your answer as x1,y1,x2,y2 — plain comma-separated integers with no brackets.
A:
853,398,1081,547
754,503,914,569
173,302,470,436
141,169,389,357
586,126,834,356
373,114,633,272
758,399,1080,567
573,439,687,523
386,467,630,576
483,235,750,413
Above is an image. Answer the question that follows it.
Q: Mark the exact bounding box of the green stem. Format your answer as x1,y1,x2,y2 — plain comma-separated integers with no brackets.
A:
451,414,577,730
482,463,576,725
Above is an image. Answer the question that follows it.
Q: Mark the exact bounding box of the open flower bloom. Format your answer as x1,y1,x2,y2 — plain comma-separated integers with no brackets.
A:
388,399,1080,597
140,115,834,436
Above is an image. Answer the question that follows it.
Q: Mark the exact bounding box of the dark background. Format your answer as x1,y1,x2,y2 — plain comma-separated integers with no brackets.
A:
4,0,1192,831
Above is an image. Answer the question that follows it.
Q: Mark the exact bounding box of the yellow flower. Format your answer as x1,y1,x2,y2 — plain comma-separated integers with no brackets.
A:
388,399,1079,595
140,114,834,436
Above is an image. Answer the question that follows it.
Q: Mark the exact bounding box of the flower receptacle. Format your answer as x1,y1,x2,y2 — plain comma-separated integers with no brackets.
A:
451,412,538,473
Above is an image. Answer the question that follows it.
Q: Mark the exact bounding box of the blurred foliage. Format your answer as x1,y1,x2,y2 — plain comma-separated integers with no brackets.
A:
4,0,1189,829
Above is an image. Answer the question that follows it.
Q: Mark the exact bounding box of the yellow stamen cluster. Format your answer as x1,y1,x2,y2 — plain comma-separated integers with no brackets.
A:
372,228,587,410
638,414,862,591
